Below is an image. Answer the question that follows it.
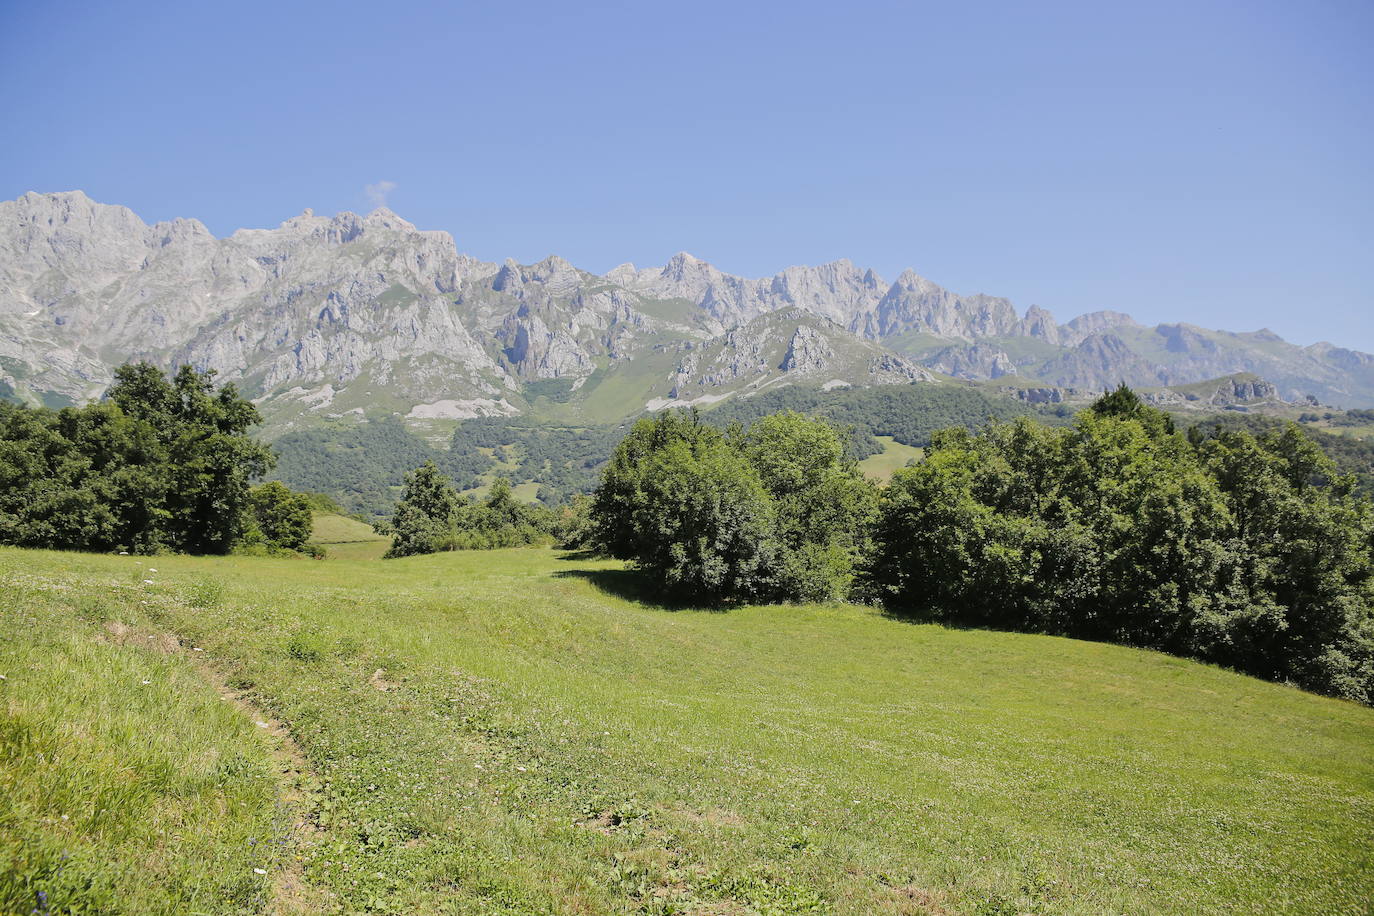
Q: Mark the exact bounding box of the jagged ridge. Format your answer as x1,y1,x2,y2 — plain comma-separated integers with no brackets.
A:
2,191,1372,431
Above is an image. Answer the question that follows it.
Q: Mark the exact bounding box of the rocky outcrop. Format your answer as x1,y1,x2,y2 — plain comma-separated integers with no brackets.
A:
780,325,835,372
1142,373,1286,408
1002,385,1076,404
922,342,1017,380
872,270,1020,341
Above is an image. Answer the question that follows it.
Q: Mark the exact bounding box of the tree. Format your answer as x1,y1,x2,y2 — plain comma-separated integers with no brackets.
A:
1195,424,1374,701
0,401,121,551
590,410,722,560
0,364,272,555
590,410,876,604
106,363,273,553
247,481,314,551
738,412,878,602
385,461,460,558
631,427,777,604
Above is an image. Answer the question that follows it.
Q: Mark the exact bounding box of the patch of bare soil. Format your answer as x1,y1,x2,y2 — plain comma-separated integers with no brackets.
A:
873,874,955,915
368,667,401,691
577,810,628,833
666,804,744,827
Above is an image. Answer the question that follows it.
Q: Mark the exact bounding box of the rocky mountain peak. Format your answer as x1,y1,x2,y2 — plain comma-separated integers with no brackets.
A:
655,251,720,290
1019,305,1060,342
363,207,415,231
3,192,1373,419
1064,310,1141,338
890,268,938,293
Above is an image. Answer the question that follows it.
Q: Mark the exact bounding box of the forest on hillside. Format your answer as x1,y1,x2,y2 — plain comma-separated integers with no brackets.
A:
270,385,1072,518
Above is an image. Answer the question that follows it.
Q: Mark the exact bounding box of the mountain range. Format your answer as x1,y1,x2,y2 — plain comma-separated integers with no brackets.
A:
3,190,1373,436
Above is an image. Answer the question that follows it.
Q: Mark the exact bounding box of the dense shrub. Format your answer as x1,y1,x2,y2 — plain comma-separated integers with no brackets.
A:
590,410,878,604
867,386,1374,702
385,464,559,557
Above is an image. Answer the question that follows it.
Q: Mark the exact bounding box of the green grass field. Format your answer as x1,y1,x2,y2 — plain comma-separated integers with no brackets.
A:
2,546,1372,915
309,512,392,561
857,437,924,482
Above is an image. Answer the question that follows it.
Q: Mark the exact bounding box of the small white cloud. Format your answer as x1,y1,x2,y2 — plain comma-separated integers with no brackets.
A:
365,180,397,209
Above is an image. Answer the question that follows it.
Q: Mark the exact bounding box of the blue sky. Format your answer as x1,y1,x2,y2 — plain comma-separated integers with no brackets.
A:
2,0,1371,350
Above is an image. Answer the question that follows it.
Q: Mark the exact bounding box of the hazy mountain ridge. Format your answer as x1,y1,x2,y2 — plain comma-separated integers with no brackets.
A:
3,191,1372,429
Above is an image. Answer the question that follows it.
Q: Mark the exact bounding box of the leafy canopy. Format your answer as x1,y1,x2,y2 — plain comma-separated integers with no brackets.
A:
0,363,273,554
590,410,878,604
868,392,1374,702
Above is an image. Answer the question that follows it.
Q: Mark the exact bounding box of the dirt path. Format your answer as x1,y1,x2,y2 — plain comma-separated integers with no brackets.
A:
103,621,326,914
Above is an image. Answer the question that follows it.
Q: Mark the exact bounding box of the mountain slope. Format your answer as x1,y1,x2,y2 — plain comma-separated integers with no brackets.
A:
649,308,934,409
3,191,1373,424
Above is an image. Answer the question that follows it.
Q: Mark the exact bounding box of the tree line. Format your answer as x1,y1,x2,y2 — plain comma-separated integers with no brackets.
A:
381,464,566,557
582,389,1374,704
0,364,314,555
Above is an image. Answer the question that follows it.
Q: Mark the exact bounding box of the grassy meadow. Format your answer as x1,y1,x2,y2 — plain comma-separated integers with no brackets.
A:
856,437,924,482
2,540,1372,915
308,513,392,561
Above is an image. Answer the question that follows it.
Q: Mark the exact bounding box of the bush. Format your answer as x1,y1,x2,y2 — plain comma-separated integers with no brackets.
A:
589,410,878,605
386,462,460,558
867,390,1374,703
247,481,313,551
385,466,559,557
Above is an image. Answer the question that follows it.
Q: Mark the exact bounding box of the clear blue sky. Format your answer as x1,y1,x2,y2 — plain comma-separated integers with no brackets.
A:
3,0,1371,350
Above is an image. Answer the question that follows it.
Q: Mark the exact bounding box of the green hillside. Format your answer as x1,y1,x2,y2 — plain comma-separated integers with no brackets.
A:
309,511,383,545
309,512,392,561
3,546,1371,914
856,436,924,481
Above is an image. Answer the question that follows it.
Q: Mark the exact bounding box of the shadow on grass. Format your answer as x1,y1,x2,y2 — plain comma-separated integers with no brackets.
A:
551,553,725,612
